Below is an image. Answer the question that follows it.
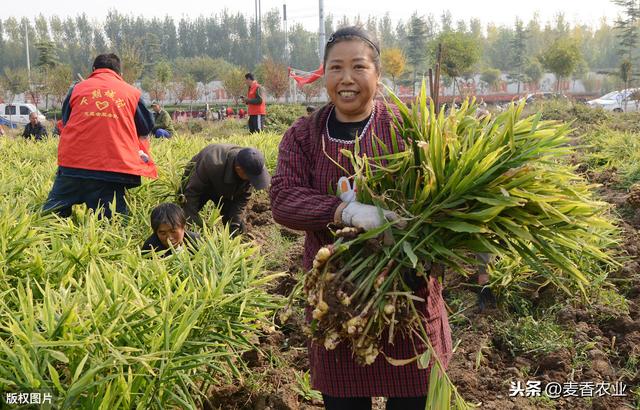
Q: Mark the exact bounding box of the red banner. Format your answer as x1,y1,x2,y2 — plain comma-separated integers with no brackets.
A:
289,65,324,86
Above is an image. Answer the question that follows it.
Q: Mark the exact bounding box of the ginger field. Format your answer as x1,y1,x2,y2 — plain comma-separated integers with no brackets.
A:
0,108,638,409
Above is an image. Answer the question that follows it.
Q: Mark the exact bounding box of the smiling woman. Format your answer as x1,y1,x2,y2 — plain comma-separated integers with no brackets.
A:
324,31,381,123
270,26,452,410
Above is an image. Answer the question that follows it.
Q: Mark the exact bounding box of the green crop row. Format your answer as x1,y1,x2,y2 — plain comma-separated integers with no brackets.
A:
0,132,285,409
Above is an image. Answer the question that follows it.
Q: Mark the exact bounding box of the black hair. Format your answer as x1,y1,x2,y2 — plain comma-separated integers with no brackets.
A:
150,203,186,232
306,106,315,113
323,26,381,72
245,73,255,80
93,53,121,74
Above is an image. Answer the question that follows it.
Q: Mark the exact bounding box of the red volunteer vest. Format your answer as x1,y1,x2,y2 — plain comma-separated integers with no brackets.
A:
58,68,157,179
247,81,266,116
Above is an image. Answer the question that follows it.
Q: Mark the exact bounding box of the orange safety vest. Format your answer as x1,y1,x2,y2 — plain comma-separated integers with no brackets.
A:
57,68,157,179
247,81,266,116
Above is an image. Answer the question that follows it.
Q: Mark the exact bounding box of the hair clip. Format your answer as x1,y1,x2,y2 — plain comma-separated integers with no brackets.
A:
327,34,336,43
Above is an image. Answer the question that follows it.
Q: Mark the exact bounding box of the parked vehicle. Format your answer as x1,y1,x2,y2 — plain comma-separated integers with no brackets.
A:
0,103,46,126
587,89,640,112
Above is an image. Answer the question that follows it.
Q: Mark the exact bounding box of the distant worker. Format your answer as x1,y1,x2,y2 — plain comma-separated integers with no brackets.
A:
226,106,235,118
150,102,175,138
238,107,246,119
43,53,157,218
22,112,48,141
240,73,266,133
306,106,315,116
178,144,271,236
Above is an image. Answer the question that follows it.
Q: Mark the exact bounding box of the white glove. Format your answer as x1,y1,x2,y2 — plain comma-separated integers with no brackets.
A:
337,176,357,203
341,201,400,231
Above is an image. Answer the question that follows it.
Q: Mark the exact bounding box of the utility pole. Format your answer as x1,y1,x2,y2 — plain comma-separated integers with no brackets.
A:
318,0,325,63
284,3,291,103
258,0,262,63
283,4,289,63
25,21,31,84
255,0,261,66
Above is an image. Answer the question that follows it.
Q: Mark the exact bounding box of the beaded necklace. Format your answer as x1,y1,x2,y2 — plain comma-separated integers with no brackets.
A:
323,104,376,145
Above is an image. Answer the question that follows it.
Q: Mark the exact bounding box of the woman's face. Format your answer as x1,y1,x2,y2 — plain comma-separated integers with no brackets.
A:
324,40,380,122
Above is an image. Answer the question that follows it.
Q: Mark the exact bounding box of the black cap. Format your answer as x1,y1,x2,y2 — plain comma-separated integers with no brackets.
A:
236,147,271,190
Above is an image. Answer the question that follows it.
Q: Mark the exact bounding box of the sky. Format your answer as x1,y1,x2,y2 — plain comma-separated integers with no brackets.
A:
3,0,621,30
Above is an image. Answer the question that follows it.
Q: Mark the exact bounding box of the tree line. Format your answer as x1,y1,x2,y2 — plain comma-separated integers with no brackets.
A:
0,5,637,107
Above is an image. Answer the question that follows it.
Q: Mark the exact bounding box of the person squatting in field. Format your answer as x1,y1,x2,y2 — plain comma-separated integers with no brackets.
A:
42,53,157,218
23,112,48,141
150,101,175,138
178,144,271,236
142,203,200,256
270,26,453,410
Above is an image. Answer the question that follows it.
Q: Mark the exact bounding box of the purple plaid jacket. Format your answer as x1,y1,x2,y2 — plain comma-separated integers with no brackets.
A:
270,100,452,397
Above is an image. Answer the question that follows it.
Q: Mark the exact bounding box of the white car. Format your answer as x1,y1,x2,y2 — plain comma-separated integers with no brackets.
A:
587,89,640,112
0,103,46,126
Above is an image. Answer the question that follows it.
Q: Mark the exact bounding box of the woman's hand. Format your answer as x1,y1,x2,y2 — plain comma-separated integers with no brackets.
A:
341,201,400,231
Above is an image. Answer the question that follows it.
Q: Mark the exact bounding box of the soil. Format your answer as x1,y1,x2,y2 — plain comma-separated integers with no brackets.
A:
205,180,640,410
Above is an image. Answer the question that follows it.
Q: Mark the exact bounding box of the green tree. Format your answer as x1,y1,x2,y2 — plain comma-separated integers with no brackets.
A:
162,17,178,60
612,0,640,87
405,13,428,96
142,32,162,75
34,15,50,42
524,59,544,90
35,40,60,69
262,9,286,64
469,18,483,40
142,61,173,103
510,18,528,93
175,56,231,83
93,28,107,54
34,40,63,108
540,38,583,91
435,31,481,97
378,14,397,49
484,24,513,72
440,11,453,33
480,68,502,92
119,43,145,84
590,18,618,71
612,0,640,61
46,64,73,107
288,23,318,71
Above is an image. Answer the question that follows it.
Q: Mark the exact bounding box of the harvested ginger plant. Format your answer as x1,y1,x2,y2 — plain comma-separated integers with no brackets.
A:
305,82,617,367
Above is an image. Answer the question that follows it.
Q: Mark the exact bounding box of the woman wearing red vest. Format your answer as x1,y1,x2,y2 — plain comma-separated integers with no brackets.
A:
241,73,266,133
43,53,157,218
